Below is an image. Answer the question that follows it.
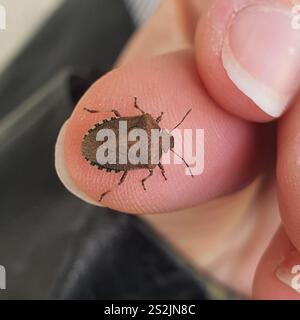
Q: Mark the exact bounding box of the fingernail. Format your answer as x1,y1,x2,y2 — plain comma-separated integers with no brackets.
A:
276,250,300,293
222,5,300,117
55,121,102,207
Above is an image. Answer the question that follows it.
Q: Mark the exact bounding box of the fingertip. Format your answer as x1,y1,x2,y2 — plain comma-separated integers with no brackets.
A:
253,228,300,300
277,98,300,251
195,0,300,122
59,50,266,214
55,120,102,208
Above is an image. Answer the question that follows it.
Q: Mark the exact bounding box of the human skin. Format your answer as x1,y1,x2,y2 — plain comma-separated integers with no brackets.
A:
55,0,300,298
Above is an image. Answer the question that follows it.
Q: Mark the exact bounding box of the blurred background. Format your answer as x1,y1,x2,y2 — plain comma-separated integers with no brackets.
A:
0,0,235,300
0,0,161,72
0,0,63,73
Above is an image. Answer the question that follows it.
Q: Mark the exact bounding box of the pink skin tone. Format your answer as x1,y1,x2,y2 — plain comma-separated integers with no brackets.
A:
56,0,300,298
63,51,265,214
254,228,300,299
196,0,300,122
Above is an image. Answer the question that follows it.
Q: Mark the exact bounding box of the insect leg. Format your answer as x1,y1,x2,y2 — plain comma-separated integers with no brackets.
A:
158,162,167,181
99,170,128,202
156,112,164,123
141,169,154,191
119,170,128,185
84,107,101,113
112,109,121,117
84,107,121,117
134,97,145,114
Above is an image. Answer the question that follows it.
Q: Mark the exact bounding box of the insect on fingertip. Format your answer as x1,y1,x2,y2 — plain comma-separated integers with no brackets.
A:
82,98,194,201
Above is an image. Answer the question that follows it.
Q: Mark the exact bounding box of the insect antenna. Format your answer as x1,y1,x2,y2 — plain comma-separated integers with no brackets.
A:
170,149,194,178
170,109,192,132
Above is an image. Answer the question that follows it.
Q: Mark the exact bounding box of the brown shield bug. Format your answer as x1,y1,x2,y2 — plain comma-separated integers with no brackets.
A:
81,97,193,201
